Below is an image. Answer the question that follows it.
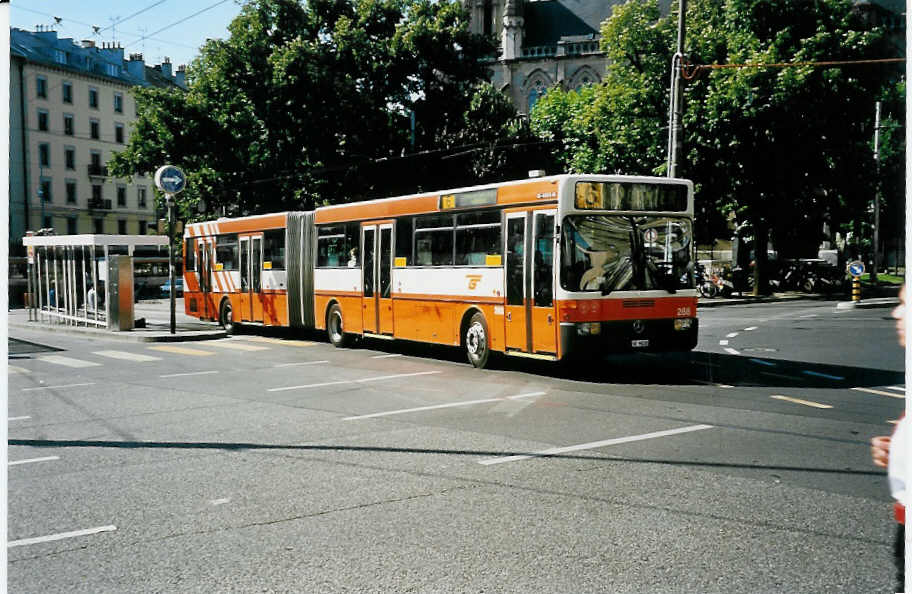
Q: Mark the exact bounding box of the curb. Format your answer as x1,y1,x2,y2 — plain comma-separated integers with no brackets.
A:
7,318,226,342
698,293,900,309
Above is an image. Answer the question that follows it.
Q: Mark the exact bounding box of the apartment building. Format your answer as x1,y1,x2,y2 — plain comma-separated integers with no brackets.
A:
9,27,186,252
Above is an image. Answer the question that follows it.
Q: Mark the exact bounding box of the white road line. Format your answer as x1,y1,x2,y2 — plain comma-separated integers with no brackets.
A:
8,366,31,375
887,386,906,392
273,360,329,368
726,332,739,338
93,350,162,362
851,387,905,399
719,340,729,346
22,383,95,392
770,395,833,409
268,370,442,392
8,416,31,422
723,347,740,355
744,326,758,331
209,498,231,506
692,380,733,388
207,342,271,352
344,392,545,420
8,525,116,548
478,424,715,466
159,370,219,378
38,355,101,368
9,456,60,466
371,354,403,359
799,314,818,319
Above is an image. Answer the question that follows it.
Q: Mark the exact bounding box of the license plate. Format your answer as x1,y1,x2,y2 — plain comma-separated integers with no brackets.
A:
631,339,649,348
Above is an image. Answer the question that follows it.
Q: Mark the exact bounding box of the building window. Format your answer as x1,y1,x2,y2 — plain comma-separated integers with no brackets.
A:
115,123,124,144
66,181,77,204
94,218,104,234
114,92,124,113
40,179,52,203
92,184,102,202
117,186,127,207
90,119,100,139
64,114,74,136
39,143,50,167
137,187,147,209
62,82,73,104
65,147,75,170
139,220,148,235
88,87,98,108
118,220,127,235
37,109,48,131
107,63,120,77
36,76,47,99
54,49,67,65
90,151,102,168
67,218,78,235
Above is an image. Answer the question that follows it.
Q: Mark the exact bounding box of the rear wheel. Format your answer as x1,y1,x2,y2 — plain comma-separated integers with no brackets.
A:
327,303,351,348
465,312,490,369
219,299,236,335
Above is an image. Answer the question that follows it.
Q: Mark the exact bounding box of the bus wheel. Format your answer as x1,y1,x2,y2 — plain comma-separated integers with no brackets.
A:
327,303,350,348
465,312,490,369
220,300,236,335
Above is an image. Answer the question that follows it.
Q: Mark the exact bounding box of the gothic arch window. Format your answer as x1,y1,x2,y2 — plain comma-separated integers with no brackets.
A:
570,66,600,91
523,70,553,113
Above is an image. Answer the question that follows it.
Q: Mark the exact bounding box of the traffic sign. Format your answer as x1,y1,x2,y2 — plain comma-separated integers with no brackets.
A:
154,165,187,194
848,260,865,277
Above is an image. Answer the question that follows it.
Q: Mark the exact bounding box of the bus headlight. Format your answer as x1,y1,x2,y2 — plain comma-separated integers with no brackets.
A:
577,322,601,335
674,318,693,331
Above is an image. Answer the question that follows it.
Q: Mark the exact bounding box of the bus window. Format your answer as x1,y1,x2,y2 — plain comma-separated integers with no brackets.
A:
263,229,285,269
216,234,239,270
414,214,454,266
455,210,501,266
185,238,196,271
395,217,412,265
317,223,360,268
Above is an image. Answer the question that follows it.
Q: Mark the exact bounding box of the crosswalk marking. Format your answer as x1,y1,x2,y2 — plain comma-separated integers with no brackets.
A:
237,336,318,347
93,350,162,362
771,395,832,409
851,387,905,399
149,345,215,356
206,341,270,352
8,366,31,375
38,355,101,368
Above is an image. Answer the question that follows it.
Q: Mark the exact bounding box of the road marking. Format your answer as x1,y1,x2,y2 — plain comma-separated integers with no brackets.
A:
149,345,215,356
209,498,231,506
207,341,271,352
749,358,776,367
22,383,95,392
770,395,833,409
238,336,318,347
9,456,60,466
692,380,733,388
159,370,219,378
8,525,116,548
802,370,844,381
478,424,715,466
887,386,906,392
38,355,100,368
273,360,329,368
93,350,162,362
268,370,442,392
344,392,545,420
8,366,31,375
719,340,729,346
723,347,740,355
799,314,818,319
8,416,31,422
851,387,905,399
744,326,758,331
371,353,403,359
726,332,739,338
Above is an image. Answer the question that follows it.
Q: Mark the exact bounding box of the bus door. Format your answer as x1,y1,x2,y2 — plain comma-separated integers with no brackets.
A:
504,209,557,355
360,222,394,335
239,234,264,323
198,240,213,318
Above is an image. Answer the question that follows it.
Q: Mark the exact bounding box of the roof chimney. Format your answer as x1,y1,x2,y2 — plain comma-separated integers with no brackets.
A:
175,64,186,88
82,39,95,48
127,52,145,81
160,56,172,78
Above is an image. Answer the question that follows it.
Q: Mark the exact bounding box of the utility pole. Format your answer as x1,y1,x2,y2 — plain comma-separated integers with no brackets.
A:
871,101,881,285
666,0,687,178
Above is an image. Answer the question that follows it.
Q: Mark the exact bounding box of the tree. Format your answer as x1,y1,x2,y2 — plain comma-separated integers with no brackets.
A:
109,0,498,219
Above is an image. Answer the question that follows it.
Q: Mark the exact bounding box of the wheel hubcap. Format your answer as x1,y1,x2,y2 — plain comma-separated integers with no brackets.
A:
467,323,485,355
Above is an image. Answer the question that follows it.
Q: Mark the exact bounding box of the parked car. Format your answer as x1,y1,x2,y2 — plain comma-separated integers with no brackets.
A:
160,278,183,297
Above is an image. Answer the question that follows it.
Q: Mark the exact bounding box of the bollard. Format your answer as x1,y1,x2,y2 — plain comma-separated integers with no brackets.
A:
852,277,861,302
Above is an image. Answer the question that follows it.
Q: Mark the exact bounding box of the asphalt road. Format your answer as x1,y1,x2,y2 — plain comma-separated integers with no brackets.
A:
7,299,905,593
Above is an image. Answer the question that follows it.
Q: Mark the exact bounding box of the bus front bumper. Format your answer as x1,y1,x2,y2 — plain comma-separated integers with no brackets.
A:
560,318,699,358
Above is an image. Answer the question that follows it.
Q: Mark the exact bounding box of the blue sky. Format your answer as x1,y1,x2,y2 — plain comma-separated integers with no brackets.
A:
10,0,245,69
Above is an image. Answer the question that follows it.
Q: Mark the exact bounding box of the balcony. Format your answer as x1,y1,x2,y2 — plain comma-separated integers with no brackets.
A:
87,164,108,178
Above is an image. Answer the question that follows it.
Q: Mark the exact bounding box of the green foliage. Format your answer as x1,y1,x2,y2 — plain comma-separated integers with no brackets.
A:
109,0,500,219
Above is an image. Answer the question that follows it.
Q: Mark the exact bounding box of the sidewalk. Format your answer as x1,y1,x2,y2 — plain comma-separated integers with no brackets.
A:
699,287,900,309
7,298,226,342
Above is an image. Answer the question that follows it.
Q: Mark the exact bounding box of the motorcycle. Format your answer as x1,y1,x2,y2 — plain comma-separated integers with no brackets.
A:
696,263,718,298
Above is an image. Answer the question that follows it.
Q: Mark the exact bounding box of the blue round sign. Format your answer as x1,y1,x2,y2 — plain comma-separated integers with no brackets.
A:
154,165,187,194
848,260,865,277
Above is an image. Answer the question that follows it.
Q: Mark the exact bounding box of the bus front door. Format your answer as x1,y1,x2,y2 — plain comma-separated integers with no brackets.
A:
198,241,213,319
361,223,394,335
504,209,557,355
239,234,264,323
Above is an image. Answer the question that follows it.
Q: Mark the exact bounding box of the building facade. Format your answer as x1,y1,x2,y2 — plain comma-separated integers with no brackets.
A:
9,27,186,252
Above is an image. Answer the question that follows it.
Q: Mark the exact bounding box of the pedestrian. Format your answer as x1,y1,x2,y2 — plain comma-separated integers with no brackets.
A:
870,285,907,592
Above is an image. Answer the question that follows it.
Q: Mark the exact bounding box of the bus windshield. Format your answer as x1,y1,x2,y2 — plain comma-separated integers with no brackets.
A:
560,215,693,293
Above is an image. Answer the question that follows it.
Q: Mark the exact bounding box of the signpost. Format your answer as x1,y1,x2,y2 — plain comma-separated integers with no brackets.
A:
848,260,864,302
154,165,187,334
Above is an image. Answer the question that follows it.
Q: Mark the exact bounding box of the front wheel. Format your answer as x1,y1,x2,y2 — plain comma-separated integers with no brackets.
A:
326,303,351,348
465,312,490,369
220,300,236,335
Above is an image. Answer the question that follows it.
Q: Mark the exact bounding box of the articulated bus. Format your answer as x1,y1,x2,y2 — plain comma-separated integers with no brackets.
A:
182,174,697,368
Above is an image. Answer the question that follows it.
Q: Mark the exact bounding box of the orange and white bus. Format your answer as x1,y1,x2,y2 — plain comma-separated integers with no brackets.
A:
183,174,697,367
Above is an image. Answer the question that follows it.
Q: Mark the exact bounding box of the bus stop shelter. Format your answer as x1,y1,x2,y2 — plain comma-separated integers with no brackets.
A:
22,234,170,330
